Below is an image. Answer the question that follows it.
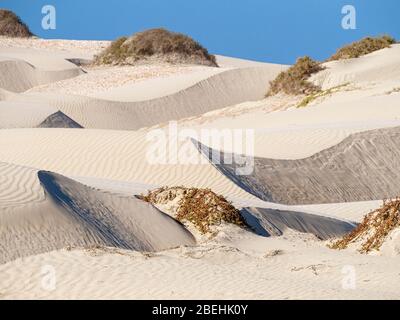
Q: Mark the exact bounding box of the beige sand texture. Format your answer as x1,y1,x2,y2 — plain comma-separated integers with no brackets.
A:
1,37,400,300
1,227,400,300
0,128,261,201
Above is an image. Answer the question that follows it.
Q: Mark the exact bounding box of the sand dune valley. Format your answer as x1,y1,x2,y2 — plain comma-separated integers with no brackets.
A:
1,9,400,300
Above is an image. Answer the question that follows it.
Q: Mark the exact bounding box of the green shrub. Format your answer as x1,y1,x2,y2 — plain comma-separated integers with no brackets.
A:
0,9,33,38
328,35,396,61
267,56,324,96
94,28,218,67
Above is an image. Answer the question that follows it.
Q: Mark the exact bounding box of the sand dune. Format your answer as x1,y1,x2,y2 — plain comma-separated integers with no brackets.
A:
1,37,400,300
312,44,400,89
241,207,355,240
0,101,82,129
7,65,286,129
39,111,83,128
0,57,83,93
0,160,355,265
0,167,195,264
195,126,400,205
0,40,287,130
0,129,258,202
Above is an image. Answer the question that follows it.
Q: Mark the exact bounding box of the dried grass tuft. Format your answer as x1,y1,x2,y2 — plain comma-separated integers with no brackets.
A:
94,28,217,67
0,9,33,38
330,198,400,253
140,186,247,234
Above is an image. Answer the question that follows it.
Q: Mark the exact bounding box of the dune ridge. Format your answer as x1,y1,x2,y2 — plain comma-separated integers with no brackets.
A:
9,65,286,129
0,58,83,93
194,126,400,205
0,169,196,264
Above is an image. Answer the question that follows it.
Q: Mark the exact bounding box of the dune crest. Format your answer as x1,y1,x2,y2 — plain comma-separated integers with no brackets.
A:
0,168,195,264
194,126,400,205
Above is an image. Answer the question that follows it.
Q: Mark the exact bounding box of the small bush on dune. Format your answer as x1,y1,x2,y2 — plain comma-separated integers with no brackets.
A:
328,35,396,61
330,198,400,253
267,56,324,96
94,28,218,67
140,186,247,234
0,9,33,38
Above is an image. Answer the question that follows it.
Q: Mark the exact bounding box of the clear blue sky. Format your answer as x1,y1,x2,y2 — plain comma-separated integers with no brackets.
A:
1,0,399,64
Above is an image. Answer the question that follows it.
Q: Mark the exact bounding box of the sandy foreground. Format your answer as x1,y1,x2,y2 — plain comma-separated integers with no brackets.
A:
0,38,400,299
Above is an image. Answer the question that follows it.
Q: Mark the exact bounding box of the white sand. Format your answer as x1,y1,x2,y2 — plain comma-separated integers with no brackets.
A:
1,227,399,300
1,39,400,299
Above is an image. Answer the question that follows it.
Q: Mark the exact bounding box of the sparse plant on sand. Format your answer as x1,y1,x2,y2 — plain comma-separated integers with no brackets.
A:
140,186,247,234
94,28,218,67
0,9,33,38
330,198,400,253
385,87,400,95
327,35,396,61
297,83,351,108
266,56,324,96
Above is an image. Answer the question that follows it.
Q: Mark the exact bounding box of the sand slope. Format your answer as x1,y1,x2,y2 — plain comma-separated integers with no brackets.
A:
1,229,400,299
0,128,258,201
195,126,400,205
1,39,400,300
312,44,400,89
7,64,286,129
241,207,355,239
0,57,83,93
0,168,195,264
0,101,83,129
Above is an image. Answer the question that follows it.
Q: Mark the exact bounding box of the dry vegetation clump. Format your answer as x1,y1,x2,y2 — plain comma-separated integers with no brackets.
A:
297,82,351,108
140,186,248,234
330,198,400,253
385,87,400,95
267,56,324,96
0,9,33,37
94,28,218,67
328,35,396,61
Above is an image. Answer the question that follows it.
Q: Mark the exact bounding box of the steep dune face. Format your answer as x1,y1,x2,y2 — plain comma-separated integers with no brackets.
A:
0,129,258,202
0,167,195,264
38,171,195,250
241,207,355,240
195,126,400,205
